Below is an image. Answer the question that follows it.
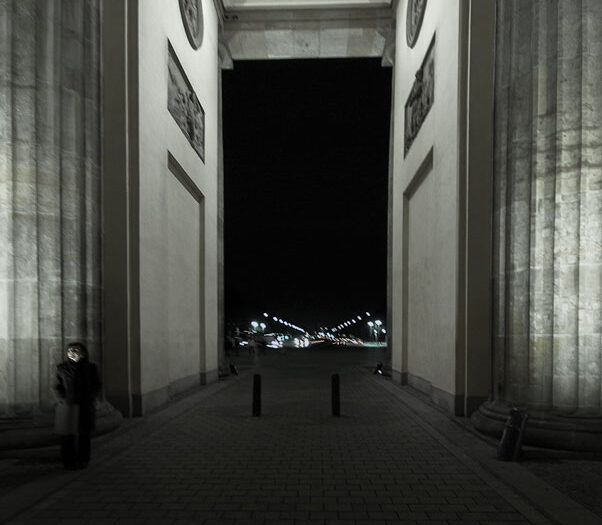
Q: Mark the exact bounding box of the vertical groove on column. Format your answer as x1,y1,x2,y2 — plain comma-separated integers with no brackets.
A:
36,0,62,410
60,0,84,347
83,0,102,366
492,0,510,401
0,0,14,415
12,0,39,413
578,0,602,411
505,0,533,404
552,0,582,411
528,1,558,410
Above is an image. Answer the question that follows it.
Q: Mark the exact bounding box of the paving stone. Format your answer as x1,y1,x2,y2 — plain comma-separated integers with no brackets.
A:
0,349,587,524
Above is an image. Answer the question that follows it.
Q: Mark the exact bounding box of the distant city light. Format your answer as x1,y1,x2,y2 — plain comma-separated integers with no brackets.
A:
263,312,268,317
366,312,371,316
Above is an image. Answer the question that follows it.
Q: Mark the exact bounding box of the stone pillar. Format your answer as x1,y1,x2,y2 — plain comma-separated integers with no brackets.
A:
0,1,121,447
217,36,232,375
472,0,602,451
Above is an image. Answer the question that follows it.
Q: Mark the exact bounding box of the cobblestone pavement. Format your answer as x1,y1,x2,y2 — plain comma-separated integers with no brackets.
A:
521,454,602,519
1,347,600,524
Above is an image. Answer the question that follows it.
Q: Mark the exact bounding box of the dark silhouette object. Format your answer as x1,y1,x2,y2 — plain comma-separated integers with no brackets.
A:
497,408,529,461
54,342,101,470
332,374,340,416
374,362,383,375
229,363,239,376
252,374,261,417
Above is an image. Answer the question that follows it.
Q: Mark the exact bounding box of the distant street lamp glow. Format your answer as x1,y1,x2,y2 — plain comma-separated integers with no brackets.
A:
366,312,371,316
367,321,374,327
263,312,268,317
375,320,382,326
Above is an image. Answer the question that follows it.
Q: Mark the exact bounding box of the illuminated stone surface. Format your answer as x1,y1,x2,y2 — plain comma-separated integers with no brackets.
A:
0,0,102,417
473,0,602,451
491,0,602,414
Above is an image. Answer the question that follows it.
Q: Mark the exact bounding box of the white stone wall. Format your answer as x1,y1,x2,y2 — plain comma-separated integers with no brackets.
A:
390,0,461,409
137,0,219,409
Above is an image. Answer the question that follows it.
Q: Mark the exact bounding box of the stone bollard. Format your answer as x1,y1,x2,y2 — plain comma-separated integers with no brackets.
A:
252,374,261,417
332,374,340,416
497,408,529,461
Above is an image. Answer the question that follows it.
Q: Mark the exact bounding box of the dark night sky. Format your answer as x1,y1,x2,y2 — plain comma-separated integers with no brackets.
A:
223,58,391,331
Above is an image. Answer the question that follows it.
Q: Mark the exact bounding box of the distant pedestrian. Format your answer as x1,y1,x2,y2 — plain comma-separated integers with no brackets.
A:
54,342,101,470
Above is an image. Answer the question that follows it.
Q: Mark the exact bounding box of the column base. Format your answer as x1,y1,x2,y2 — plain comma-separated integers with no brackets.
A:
471,400,602,452
0,401,123,450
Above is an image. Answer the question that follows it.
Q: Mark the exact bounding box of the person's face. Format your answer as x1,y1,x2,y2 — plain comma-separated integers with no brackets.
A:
67,347,81,362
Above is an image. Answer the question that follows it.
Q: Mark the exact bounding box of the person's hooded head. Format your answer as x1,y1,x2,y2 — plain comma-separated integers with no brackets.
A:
66,342,89,363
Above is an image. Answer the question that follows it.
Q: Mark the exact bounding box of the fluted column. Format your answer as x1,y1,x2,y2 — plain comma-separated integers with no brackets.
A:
0,0,101,418
474,0,602,451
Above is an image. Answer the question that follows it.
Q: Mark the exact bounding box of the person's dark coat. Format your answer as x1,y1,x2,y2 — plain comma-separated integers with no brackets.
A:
54,357,101,434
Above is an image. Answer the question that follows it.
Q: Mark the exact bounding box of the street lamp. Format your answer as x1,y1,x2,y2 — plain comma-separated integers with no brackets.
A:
367,320,375,342
374,320,382,342
251,321,258,332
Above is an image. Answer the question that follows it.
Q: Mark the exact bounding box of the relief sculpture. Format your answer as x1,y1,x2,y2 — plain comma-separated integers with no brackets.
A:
406,0,427,48
179,0,204,49
168,43,205,162
404,37,434,156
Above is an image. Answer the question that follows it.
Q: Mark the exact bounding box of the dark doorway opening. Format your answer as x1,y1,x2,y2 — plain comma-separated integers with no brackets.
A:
223,58,391,339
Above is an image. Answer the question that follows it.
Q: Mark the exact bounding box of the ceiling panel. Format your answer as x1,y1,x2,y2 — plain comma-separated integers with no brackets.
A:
223,0,391,10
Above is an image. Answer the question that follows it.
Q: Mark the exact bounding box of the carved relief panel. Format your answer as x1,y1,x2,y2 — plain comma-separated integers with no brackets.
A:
404,36,434,156
179,0,204,49
168,42,205,162
406,0,427,48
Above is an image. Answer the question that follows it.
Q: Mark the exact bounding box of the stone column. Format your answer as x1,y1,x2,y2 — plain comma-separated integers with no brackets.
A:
0,0,103,426
472,0,602,451
217,35,233,375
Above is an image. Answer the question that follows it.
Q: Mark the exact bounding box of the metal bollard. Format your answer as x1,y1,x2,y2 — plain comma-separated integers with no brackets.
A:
252,374,261,417
332,374,340,416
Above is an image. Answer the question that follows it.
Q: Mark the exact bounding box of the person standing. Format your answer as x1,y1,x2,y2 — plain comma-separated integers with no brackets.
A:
54,342,101,469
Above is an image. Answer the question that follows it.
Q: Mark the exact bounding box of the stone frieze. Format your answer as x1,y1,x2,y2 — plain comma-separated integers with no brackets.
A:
404,36,434,156
168,43,205,162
